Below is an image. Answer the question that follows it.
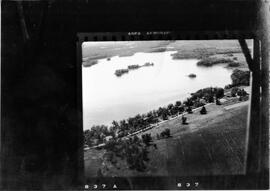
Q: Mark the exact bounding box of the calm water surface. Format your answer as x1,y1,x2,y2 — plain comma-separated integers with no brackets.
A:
82,51,233,129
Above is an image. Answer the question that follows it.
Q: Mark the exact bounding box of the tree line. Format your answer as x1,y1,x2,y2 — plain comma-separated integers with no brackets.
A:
84,86,226,147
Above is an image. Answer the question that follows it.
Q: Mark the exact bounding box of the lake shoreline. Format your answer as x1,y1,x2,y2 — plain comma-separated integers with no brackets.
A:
83,48,249,72
84,83,249,144
82,41,251,177
83,42,249,129
83,40,251,71
84,88,249,177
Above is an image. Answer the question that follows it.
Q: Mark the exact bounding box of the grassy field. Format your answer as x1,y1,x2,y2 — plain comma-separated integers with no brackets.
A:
84,97,249,178
153,103,248,176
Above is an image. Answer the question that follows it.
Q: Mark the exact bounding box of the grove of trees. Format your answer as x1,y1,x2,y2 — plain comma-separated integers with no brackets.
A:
231,69,250,86
103,136,150,172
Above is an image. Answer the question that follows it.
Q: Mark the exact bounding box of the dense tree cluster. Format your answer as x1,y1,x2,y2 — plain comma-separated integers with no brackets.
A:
84,125,114,147
231,87,248,100
116,63,154,77
156,129,171,139
216,99,221,105
231,69,250,86
225,69,250,90
182,115,188,124
224,84,234,89
197,57,233,67
200,106,207,115
142,133,153,146
103,136,150,172
190,87,224,101
228,62,240,67
160,129,171,138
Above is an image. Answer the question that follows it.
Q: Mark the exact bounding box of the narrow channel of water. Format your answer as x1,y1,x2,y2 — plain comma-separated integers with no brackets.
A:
82,51,233,129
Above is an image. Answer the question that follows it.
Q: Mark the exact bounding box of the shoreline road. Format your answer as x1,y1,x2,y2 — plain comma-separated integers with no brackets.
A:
88,88,250,149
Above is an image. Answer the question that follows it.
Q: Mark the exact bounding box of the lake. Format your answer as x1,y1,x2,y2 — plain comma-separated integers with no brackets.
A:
82,51,233,129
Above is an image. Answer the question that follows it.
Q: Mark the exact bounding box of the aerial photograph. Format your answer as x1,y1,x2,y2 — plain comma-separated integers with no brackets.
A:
82,40,251,179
